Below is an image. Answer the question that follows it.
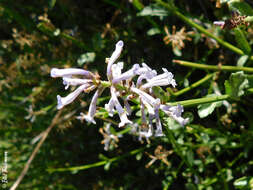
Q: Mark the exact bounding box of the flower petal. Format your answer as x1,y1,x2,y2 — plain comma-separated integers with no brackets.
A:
51,68,93,78
107,40,124,80
57,84,88,109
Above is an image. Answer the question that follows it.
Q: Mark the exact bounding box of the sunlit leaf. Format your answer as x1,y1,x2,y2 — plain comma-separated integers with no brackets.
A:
234,28,251,55
197,94,223,118
137,4,168,17
225,71,249,98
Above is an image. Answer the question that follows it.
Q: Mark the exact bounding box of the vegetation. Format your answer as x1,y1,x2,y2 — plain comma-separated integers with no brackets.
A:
1,0,253,189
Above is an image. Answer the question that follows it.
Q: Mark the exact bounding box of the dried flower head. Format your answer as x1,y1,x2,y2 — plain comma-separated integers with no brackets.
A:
163,25,194,50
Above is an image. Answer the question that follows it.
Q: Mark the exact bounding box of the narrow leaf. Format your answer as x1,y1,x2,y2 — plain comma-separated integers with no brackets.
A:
234,28,251,55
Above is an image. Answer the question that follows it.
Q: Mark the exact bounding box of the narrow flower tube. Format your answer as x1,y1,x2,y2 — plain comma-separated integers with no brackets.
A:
107,40,124,80
111,87,132,127
142,68,176,88
139,124,153,140
112,62,124,79
213,21,225,27
112,64,140,84
63,77,92,90
131,87,157,106
51,68,94,78
57,84,88,109
136,70,157,87
105,96,115,117
160,104,189,126
153,99,164,137
140,100,147,124
124,98,132,115
141,78,175,89
142,99,155,115
83,87,105,124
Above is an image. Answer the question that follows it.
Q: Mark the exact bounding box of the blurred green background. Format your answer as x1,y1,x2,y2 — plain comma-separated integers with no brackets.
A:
1,0,253,189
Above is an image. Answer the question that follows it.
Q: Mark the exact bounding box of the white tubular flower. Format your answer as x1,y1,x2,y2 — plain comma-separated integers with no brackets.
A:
83,87,105,124
112,62,124,79
124,97,132,115
51,68,93,78
107,40,124,80
142,99,155,115
213,21,225,27
136,70,157,87
105,97,115,117
57,84,88,109
112,64,140,84
141,68,176,89
153,99,164,137
111,87,132,127
63,77,92,90
137,63,153,74
160,104,189,126
139,124,153,141
131,87,157,106
140,100,147,124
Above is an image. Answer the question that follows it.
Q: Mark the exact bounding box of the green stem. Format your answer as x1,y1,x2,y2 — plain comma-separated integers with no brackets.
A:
173,59,253,73
173,73,214,97
168,95,230,107
154,0,253,60
47,147,145,173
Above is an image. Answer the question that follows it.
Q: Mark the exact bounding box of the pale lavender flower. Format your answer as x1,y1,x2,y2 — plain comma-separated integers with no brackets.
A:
101,124,122,151
112,64,140,84
131,87,157,106
112,62,124,79
213,21,225,27
139,124,153,141
141,68,176,89
136,63,157,87
51,68,93,78
124,97,132,115
83,87,105,124
153,99,164,137
51,40,189,142
160,104,189,126
57,84,89,109
63,77,92,90
110,87,132,127
140,100,147,124
107,40,124,80
105,97,115,117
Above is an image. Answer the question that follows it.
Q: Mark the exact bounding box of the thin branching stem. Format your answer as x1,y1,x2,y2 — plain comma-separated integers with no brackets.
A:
173,59,253,73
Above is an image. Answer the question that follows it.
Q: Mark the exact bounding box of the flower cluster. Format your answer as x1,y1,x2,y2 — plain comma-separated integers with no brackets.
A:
51,40,189,139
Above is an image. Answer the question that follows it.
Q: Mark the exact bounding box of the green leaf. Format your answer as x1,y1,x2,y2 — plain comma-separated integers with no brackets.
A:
197,94,223,118
104,162,111,171
137,4,167,17
234,28,251,55
228,1,253,16
147,28,161,36
77,52,96,66
246,74,253,88
237,55,249,67
49,0,57,9
225,71,249,98
234,176,253,189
